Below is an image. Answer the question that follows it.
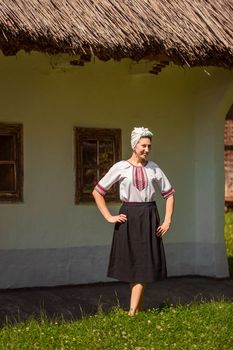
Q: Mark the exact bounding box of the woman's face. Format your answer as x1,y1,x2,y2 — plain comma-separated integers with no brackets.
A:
134,137,152,160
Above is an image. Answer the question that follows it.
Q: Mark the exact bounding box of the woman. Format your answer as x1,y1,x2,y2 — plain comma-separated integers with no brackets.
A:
92,127,175,316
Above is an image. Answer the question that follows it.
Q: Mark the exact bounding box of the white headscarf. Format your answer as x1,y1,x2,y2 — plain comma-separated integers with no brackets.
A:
131,127,153,149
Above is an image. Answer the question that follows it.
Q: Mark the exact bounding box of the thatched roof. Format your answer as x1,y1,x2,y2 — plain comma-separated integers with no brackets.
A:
0,0,232,67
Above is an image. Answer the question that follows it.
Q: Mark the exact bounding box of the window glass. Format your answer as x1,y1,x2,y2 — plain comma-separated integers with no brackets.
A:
0,135,15,160
0,164,15,191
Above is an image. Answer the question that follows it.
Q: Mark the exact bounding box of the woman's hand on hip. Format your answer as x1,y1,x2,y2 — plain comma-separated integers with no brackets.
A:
156,221,171,236
106,214,127,224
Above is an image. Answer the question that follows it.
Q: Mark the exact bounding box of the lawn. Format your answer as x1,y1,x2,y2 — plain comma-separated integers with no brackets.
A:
0,213,232,350
0,301,232,350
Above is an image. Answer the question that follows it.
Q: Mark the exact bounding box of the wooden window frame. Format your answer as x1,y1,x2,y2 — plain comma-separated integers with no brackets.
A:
0,123,23,203
74,127,121,204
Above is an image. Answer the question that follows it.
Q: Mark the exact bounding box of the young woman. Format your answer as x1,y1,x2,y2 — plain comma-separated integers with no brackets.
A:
92,127,175,316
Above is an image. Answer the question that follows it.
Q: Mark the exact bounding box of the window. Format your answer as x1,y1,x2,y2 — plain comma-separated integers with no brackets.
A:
75,127,121,203
0,123,23,203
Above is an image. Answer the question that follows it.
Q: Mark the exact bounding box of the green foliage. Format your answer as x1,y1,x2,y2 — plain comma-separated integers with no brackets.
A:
225,211,233,257
0,301,232,350
225,211,233,277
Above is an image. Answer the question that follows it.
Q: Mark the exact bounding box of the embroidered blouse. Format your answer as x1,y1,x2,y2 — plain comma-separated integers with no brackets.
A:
94,160,175,202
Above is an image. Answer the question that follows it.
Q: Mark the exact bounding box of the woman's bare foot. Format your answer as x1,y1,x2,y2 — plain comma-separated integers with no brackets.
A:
128,307,139,316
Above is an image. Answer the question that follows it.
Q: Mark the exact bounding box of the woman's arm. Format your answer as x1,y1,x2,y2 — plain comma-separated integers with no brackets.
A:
156,194,175,236
92,189,127,224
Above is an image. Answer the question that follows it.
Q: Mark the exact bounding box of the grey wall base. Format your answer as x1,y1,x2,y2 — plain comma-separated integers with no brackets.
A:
0,243,229,289
164,242,229,278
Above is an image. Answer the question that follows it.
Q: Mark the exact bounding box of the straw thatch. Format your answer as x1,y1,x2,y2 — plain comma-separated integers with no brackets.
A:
0,0,232,67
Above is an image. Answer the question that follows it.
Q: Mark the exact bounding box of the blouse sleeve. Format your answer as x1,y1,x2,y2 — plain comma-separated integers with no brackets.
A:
155,165,175,199
94,162,122,196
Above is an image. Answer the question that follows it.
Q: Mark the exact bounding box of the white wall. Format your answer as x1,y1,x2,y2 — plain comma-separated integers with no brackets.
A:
193,72,233,277
0,51,232,287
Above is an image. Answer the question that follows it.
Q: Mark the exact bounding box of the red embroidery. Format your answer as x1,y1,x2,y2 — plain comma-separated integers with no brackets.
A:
141,167,145,188
95,183,107,195
133,166,148,191
135,167,139,190
162,187,175,198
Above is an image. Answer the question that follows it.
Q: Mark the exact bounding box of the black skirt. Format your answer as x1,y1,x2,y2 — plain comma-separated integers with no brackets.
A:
107,201,167,283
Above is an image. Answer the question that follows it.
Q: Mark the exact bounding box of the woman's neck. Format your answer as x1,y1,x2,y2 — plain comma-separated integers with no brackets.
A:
127,154,147,166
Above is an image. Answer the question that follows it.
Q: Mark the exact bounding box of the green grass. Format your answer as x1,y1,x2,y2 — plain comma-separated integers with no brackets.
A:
225,211,233,277
0,301,233,350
